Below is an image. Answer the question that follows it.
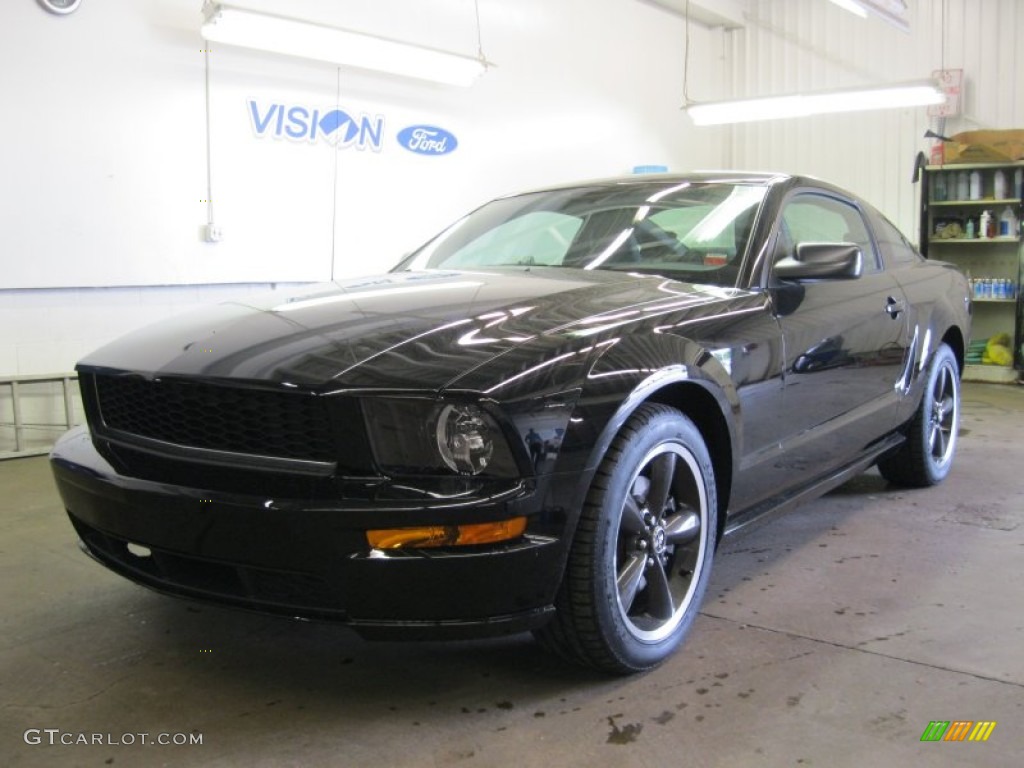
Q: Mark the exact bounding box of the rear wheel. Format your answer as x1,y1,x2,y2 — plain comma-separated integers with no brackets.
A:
878,342,960,487
535,404,717,674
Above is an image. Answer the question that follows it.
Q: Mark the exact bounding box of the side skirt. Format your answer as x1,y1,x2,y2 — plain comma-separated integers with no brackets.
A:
722,432,905,539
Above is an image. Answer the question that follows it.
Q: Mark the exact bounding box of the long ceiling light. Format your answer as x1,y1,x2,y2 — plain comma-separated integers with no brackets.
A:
827,0,910,33
200,2,491,87
827,0,869,18
686,80,944,126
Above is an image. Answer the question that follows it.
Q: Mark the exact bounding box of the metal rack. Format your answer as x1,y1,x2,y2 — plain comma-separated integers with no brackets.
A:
920,162,1024,382
0,374,80,459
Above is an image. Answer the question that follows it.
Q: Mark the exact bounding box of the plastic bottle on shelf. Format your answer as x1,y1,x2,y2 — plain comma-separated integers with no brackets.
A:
999,205,1015,236
980,210,993,239
999,206,1017,237
969,170,982,200
994,169,1007,199
1015,168,1023,199
965,217,975,239
957,171,969,200
933,172,947,201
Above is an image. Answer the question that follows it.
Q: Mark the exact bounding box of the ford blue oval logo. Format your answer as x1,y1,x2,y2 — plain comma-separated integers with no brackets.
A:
397,125,458,156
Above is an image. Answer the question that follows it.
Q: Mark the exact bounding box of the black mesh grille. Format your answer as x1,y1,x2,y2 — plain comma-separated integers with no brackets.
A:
93,375,337,462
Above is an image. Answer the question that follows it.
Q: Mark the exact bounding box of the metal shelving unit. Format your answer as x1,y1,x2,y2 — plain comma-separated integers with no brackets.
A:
921,162,1024,382
0,374,81,459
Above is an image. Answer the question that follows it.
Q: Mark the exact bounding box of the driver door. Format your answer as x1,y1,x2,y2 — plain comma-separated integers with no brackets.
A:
769,191,910,486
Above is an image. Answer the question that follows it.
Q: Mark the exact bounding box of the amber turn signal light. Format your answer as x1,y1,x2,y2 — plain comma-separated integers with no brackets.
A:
366,517,527,549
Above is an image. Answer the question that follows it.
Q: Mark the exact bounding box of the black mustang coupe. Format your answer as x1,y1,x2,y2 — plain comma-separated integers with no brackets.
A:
51,173,971,673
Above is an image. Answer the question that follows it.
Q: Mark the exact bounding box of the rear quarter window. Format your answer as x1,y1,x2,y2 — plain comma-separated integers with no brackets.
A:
871,211,922,268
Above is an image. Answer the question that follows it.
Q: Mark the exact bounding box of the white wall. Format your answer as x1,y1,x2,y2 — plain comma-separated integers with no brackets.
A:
1,0,725,375
709,0,1024,241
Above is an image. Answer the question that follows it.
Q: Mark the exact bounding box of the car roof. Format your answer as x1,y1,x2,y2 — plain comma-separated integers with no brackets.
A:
503,171,862,206
507,171,791,196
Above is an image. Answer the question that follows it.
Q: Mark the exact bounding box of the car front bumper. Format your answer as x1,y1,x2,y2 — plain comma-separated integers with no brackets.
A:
50,427,568,639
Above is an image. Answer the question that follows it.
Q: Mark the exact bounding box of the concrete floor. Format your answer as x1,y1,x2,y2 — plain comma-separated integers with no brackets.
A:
2,382,1022,768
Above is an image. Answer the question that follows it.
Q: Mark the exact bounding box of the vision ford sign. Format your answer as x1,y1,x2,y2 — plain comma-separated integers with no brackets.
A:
397,125,459,156
248,100,384,151
247,99,459,157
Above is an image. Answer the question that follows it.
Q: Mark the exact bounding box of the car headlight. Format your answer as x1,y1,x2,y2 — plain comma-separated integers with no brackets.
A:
363,398,520,477
436,404,494,474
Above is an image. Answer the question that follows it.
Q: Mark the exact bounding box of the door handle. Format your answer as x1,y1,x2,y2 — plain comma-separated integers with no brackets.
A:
885,296,905,319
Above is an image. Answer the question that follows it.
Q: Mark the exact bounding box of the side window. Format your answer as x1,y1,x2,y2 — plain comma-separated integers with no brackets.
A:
776,193,881,274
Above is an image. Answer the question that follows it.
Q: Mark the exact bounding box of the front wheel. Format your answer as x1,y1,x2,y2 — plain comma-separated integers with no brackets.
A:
535,404,717,674
878,342,961,487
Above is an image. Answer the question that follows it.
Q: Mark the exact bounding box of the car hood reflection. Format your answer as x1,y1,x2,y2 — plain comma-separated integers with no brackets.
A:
78,268,731,391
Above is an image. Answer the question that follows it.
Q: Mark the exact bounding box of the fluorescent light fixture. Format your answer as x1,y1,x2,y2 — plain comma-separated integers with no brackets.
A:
827,0,869,18
200,2,490,87
687,80,944,126
826,0,910,32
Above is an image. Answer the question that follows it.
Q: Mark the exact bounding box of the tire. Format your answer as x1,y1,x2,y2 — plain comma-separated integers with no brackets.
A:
535,403,717,674
878,342,960,487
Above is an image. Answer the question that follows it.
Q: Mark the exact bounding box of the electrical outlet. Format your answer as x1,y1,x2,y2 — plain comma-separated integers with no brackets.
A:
204,223,224,243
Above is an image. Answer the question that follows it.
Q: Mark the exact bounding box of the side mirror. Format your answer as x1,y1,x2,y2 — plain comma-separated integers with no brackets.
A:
774,242,863,281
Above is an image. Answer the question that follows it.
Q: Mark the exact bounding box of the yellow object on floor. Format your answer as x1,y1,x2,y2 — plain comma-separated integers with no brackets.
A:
982,333,1013,366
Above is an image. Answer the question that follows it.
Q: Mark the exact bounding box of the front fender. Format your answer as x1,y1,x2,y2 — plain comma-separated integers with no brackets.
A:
575,336,739,476
529,332,740,554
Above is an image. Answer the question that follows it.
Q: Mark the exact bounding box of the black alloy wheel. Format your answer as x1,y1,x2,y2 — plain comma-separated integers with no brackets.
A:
535,404,717,673
878,342,961,487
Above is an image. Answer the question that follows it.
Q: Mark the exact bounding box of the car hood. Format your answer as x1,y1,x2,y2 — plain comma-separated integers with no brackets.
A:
78,269,734,391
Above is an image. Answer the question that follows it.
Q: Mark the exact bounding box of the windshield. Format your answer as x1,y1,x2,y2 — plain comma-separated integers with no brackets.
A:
398,181,767,287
